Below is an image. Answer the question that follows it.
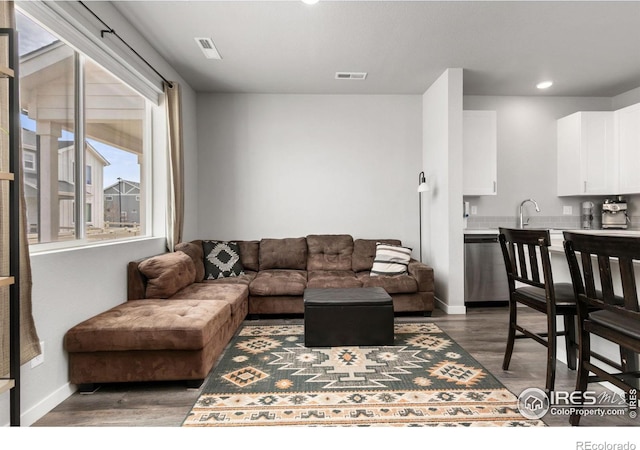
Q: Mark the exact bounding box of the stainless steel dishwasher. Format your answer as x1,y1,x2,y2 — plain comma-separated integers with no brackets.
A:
464,233,509,306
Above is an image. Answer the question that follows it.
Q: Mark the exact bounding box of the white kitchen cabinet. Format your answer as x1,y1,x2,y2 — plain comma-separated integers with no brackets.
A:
557,111,615,196
616,103,640,194
463,110,497,195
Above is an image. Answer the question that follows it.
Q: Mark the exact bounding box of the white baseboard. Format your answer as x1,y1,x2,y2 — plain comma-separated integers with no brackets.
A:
20,382,76,426
435,296,466,315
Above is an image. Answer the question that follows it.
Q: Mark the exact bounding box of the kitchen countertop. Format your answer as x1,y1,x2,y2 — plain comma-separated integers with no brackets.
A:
463,228,500,235
464,228,570,235
464,228,640,252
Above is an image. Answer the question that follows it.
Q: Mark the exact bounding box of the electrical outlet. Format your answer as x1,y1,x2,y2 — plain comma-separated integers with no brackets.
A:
30,341,44,368
471,206,478,215
563,205,573,215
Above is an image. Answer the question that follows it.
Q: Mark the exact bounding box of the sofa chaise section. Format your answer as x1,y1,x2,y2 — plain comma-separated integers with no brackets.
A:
65,251,249,390
64,298,239,390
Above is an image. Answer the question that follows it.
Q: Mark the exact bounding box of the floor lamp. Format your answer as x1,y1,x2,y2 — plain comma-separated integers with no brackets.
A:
417,171,429,262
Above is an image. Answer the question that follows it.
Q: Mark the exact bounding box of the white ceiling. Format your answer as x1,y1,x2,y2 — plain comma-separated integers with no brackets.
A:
112,0,640,97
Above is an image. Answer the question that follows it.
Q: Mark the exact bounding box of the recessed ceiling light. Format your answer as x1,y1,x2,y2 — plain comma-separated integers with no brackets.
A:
301,0,319,4
536,81,553,90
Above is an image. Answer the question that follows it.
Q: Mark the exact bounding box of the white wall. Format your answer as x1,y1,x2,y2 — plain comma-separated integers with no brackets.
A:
422,69,465,314
196,94,423,253
0,2,199,426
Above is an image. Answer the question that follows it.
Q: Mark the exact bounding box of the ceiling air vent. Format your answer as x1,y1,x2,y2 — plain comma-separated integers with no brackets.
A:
335,72,367,80
195,37,222,60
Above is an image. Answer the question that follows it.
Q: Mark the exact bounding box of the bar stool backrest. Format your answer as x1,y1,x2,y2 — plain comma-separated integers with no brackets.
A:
499,227,553,296
563,231,640,316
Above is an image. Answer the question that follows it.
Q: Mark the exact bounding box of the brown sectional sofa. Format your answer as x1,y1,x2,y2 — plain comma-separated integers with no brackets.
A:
129,234,435,316
64,234,434,390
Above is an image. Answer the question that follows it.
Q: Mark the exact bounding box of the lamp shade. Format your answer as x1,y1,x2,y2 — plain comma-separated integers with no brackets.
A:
417,171,429,192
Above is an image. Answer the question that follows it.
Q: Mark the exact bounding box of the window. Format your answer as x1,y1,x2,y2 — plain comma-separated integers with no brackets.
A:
17,11,150,246
23,152,36,171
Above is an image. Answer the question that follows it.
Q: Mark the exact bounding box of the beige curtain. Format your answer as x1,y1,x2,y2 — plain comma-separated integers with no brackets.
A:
1,0,41,377
164,81,184,252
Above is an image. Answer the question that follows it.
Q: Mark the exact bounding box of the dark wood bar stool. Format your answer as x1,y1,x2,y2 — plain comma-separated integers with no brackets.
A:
498,228,578,393
563,231,640,426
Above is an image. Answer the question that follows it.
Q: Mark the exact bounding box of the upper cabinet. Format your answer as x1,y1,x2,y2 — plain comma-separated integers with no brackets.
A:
463,110,497,196
616,103,640,194
557,111,615,196
557,103,640,196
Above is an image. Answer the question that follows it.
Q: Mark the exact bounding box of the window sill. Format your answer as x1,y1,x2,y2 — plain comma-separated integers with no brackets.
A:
29,235,164,257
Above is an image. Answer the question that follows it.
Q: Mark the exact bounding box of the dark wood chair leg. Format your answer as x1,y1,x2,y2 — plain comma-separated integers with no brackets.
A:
546,312,558,393
570,327,591,426
502,300,517,371
620,347,640,391
564,314,577,371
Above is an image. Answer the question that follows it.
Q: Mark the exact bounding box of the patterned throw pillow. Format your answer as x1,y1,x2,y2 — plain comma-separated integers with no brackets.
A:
202,240,245,279
370,242,411,277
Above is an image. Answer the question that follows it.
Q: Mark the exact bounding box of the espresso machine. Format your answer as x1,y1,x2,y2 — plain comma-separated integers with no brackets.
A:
602,196,629,229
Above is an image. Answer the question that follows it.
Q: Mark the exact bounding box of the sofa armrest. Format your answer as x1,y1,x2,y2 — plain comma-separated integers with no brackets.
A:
127,261,147,300
408,259,434,293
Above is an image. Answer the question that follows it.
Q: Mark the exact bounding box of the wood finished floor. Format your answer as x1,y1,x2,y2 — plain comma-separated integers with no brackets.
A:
33,306,638,427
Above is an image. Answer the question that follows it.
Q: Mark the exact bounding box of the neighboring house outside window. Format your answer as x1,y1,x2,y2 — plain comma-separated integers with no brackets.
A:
17,10,149,246
104,180,141,227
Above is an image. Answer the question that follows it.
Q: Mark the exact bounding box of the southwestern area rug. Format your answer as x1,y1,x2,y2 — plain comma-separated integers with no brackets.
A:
183,322,545,427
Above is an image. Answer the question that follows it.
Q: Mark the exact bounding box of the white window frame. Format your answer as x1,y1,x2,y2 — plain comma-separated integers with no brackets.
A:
18,6,159,253
17,1,163,104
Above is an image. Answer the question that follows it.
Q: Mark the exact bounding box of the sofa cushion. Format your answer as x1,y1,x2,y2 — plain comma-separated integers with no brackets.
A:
356,271,418,294
175,240,205,282
306,234,354,271
352,239,402,272
237,240,260,272
259,237,307,271
138,251,196,298
170,284,248,317
307,270,362,289
202,271,257,286
64,299,230,352
371,243,412,276
203,240,245,279
250,269,307,296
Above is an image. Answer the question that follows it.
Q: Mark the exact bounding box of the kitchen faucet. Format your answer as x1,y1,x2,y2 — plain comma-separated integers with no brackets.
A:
517,199,540,228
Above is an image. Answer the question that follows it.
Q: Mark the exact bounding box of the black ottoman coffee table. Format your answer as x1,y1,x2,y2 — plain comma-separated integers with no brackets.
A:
303,287,394,347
